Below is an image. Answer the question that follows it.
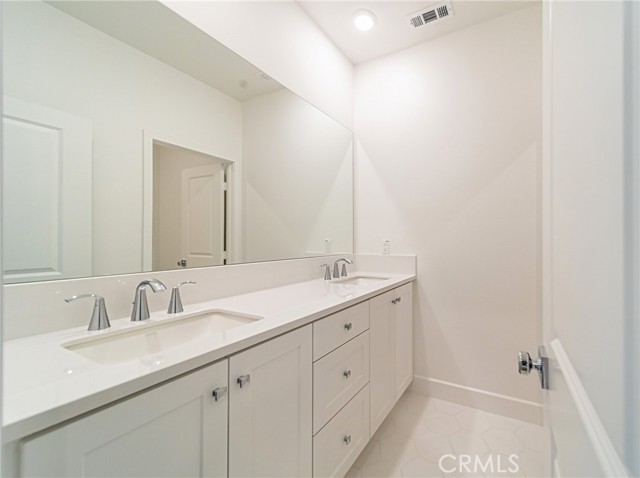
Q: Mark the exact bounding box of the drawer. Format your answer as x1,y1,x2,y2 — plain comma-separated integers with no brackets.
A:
313,301,369,360
313,331,369,434
313,384,370,478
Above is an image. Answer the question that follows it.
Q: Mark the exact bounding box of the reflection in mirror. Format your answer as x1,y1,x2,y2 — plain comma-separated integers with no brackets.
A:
1,0,353,283
151,142,229,271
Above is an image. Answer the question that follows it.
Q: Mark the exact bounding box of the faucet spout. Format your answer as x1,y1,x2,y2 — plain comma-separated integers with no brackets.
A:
333,258,353,279
131,279,166,321
142,278,167,293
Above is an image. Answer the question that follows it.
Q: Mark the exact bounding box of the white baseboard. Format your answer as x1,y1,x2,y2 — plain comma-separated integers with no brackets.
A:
410,374,543,425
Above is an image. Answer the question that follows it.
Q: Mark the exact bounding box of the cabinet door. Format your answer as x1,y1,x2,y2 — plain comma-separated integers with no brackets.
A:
394,283,413,398
369,290,396,436
19,360,229,477
229,325,312,478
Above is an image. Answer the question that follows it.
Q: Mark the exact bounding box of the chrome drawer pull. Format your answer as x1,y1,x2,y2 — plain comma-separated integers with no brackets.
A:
343,369,352,379
237,374,250,388
344,322,353,331
343,434,352,445
212,386,227,401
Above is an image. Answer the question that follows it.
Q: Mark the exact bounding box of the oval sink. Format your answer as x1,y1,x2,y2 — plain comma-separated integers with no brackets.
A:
333,275,390,286
63,310,260,365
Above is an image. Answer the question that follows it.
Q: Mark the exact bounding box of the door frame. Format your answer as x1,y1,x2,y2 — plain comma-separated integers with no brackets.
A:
142,130,237,271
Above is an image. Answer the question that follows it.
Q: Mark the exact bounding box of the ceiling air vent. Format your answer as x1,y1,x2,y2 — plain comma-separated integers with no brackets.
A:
407,1,454,30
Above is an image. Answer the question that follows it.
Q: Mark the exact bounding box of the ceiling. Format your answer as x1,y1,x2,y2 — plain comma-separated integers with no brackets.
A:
298,0,537,64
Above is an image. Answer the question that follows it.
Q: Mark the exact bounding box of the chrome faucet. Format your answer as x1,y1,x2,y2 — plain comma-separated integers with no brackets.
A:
167,281,196,314
65,294,111,331
333,258,353,279
131,279,166,321
321,264,332,281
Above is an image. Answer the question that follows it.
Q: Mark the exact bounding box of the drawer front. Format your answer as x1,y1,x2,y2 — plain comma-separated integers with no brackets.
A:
313,331,369,434
313,385,370,478
313,301,369,360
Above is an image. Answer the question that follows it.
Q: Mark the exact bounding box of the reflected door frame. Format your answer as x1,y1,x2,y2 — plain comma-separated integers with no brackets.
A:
142,130,240,271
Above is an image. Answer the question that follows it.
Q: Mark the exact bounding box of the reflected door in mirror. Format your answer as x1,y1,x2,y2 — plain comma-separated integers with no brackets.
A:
2,97,93,283
152,144,227,271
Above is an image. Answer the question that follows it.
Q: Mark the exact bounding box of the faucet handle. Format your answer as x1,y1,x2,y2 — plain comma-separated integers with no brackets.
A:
321,264,332,281
65,294,111,331
167,281,196,314
176,281,196,288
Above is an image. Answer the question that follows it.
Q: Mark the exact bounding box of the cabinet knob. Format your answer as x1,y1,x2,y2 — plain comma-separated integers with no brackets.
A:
343,370,352,379
344,322,353,331
212,386,227,401
237,374,251,388
343,434,352,445
391,298,397,304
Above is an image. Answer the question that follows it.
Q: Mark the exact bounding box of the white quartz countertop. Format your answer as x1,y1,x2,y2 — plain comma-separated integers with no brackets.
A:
2,272,414,442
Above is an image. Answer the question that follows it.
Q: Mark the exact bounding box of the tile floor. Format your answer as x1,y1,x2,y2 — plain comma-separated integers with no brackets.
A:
346,392,548,478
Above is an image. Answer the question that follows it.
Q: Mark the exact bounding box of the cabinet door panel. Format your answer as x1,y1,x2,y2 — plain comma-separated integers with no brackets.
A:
369,290,395,436
19,360,228,477
394,283,413,398
229,325,312,478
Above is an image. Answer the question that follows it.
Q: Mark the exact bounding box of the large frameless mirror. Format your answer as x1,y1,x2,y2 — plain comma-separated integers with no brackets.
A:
1,0,354,284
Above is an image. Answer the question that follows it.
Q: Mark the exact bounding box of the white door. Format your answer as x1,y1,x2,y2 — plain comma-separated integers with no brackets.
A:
2,97,92,283
536,1,639,476
229,325,312,478
18,360,229,477
181,163,225,268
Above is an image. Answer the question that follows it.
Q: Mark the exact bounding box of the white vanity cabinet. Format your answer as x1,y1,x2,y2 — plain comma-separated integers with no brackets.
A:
10,280,414,478
369,283,413,435
229,324,312,478
18,359,229,478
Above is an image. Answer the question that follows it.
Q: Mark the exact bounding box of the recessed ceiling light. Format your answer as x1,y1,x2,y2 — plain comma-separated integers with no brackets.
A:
353,9,376,32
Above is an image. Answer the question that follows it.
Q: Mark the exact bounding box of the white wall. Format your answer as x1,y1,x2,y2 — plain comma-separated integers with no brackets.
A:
355,6,543,416
162,0,354,129
242,88,353,262
3,1,242,276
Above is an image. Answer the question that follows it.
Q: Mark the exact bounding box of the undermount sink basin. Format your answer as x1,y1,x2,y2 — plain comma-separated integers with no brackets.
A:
334,275,390,286
63,310,260,365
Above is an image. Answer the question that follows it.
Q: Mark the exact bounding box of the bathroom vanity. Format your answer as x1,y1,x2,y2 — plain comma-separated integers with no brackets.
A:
2,266,415,477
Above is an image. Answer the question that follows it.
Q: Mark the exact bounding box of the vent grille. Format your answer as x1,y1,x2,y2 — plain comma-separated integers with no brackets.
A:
407,1,453,30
